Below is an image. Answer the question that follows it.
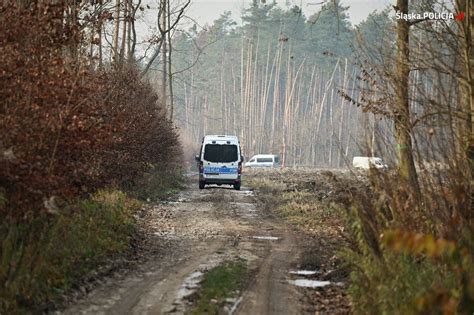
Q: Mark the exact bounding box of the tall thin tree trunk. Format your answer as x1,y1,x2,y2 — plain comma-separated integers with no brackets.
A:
261,46,276,154
329,88,335,167
395,0,420,197
220,45,225,132
240,37,245,144
337,59,348,167
98,0,103,69
271,43,282,154
167,0,174,120
161,0,167,104
112,0,120,64
126,0,132,60
129,0,141,60
316,59,340,146
119,0,127,65
251,35,259,153
456,0,474,163
282,44,292,167
231,64,237,134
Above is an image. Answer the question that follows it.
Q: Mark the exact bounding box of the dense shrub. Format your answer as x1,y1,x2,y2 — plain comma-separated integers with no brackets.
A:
0,3,182,218
342,169,474,314
0,3,183,312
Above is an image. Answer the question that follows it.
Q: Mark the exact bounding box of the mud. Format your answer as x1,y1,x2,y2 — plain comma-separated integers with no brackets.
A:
247,168,359,314
55,169,354,314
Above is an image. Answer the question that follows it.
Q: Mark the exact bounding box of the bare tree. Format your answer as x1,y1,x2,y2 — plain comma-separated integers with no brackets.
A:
456,0,474,174
140,0,191,77
112,0,120,64
394,0,420,197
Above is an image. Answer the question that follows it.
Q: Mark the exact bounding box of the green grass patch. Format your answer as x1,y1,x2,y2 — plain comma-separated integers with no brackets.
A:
130,165,185,201
191,260,247,315
0,190,141,313
344,249,459,314
341,206,474,314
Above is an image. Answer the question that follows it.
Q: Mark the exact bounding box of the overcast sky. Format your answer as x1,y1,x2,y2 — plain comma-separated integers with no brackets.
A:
185,0,393,27
134,0,395,61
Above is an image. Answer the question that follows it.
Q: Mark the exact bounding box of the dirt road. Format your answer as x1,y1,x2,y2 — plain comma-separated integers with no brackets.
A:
60,172,347,314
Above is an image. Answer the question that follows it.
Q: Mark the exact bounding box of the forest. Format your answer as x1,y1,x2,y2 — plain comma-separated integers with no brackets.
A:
167,2,395,167
164,1,470,172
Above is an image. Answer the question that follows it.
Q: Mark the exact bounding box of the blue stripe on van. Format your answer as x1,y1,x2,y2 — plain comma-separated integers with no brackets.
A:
204,167,238,174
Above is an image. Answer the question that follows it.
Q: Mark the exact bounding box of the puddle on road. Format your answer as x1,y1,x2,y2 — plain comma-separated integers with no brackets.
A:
170,254,225,312
175,271,204,300
229,296,242,315
288,279,331,288
229,201,255,208
252,236,280,240
231,201,259,219
237,190,254,196
163,200,185,205
289,270,319,276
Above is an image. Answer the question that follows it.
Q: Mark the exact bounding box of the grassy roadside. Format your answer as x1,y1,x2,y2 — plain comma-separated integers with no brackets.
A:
246,169,474,314
246,170,350,240
245,169,361,313
0,190,141,313
0,164,185,314
340,175,474,314
1,5,186,312
131,165,185,202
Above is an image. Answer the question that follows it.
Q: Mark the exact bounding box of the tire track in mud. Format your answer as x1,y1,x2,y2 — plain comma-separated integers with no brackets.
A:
59,177,314,315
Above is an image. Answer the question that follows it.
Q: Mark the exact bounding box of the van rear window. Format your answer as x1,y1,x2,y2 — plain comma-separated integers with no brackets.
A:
204,144,238,163
256,158,273,163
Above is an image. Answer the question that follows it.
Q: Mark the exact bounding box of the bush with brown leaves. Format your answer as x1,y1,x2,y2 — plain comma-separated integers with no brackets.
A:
0,3,181,219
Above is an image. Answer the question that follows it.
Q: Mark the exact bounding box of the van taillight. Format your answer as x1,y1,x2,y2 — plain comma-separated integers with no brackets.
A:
238,162,242,174
199,161,203,173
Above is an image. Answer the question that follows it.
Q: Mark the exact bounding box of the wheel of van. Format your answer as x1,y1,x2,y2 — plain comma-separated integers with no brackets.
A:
199,181,205,189
233,183,241,190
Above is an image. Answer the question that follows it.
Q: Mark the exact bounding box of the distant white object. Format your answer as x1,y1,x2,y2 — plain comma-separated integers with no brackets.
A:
352,156,387,169
287,279,331,288
245,154,280,168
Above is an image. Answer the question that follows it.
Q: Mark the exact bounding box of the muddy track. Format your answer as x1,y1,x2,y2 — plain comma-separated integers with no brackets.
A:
59,175,332,315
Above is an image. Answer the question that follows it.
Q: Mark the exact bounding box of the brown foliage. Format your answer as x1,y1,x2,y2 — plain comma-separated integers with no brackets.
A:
0,3,181,219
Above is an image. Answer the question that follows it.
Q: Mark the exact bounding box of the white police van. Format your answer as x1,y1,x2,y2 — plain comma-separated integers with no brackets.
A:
195,135,243,190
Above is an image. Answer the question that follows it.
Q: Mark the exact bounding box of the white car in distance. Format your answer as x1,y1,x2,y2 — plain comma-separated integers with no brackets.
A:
245,154,280,168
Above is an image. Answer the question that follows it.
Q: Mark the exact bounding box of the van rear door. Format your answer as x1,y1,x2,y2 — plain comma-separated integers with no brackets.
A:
202,143,239,180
